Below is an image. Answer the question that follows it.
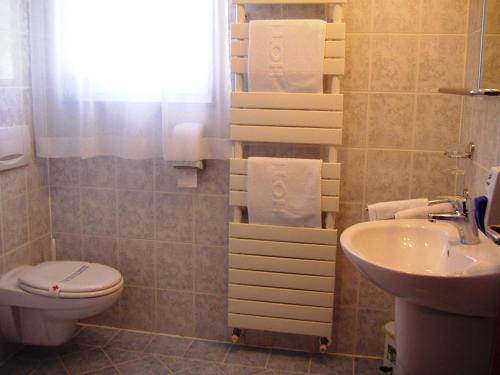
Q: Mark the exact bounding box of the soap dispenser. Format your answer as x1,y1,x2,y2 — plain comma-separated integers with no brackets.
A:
485,166,500,244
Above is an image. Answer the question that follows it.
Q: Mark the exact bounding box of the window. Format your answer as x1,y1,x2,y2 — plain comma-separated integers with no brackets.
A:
56,0,214,102
0,1,14,81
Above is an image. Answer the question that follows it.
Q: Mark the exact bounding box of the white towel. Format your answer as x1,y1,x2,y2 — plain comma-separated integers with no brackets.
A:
394,203,455,220
248,20,326,93
368,198,428,221
247,157,322,228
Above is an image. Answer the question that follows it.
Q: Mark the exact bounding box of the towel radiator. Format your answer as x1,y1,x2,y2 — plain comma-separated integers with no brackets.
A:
228,0,346,352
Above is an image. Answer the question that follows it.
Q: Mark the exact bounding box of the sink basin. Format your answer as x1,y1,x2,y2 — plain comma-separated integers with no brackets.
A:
340,219,500,374
340,219,500,317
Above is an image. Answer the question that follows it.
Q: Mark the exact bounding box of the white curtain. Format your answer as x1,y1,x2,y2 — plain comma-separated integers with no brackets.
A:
29,0,231,160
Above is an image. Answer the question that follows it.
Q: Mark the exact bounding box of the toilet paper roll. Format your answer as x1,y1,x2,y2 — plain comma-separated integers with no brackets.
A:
176,168,198,188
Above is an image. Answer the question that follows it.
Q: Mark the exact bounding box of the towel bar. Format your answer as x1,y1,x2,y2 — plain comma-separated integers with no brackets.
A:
228,0,345,353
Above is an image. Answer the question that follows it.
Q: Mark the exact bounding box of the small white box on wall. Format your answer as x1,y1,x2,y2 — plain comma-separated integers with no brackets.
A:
0,126,31,171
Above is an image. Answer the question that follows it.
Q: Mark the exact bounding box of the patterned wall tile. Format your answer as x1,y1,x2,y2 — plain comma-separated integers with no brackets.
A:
81,188,117,236
156,290,194,336
156,193,193,242
194,245,228,295
117,190,155,239
80,156,116,188
421,0,468,34
194,195,229,246
372,0,421,33
364,150,412,204
118,239,155,287
117,158,154,190
417,35,466,92
156,241,193,290
414,94,461,151
370,35,418,92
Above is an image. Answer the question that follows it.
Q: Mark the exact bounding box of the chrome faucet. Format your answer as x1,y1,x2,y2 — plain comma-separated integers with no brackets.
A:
428,193,480,245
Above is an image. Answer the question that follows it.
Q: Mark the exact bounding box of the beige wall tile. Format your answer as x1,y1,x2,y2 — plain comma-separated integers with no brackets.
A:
329,306,357,354
4,244,31,270
119,286,155,331
30,234,52,265
336,202,363,234
117,190,154,239
45,205,66,256
81,236,118,269
469,0,485,33
342,93,368,147
358,276,394,311
486,0,500,34
482,35,500,88
465,31,482,88
421,0,468,34
368,94,415,149
54,233,82,260
373,0,421,33
118,239,154,287
355,309,394,356
27,158,48,192
2,196,28,252
339,149,366,202
343,34,371,92
194,294,230,341
418,35,466,91
156,193,193,242
116,158,153,191
81,188,117,236
80,157,116,189
0,166,27,201
414,94,461,151
475,98,500,169
49,158,80,187
411,152,457,199
197,160,229,195
194,195,229,246
156,242,193,291
343,0,372,33
194,245,228,295
156,290,194,336
28,187,50,240
365,150,412,203
335,247,361,308
371,35,418,92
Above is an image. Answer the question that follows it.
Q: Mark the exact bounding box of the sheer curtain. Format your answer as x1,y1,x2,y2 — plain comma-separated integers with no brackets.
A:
29,0,231,160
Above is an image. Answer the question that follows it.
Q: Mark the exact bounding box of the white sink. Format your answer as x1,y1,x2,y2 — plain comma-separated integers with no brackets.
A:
340,219,500,317
340,219,500,375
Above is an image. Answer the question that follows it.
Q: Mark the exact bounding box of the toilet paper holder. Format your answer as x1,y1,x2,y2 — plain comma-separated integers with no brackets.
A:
0,126,31,171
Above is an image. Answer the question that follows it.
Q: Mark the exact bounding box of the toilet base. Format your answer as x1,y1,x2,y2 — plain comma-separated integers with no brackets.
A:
0,305,78,346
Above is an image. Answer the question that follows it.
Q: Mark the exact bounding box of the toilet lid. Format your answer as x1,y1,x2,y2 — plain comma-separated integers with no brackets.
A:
19,261,123,298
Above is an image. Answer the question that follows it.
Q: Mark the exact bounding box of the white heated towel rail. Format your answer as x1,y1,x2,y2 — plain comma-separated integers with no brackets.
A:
228,0,345,353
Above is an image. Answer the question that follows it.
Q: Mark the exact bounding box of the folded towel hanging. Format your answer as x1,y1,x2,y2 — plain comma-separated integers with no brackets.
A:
394,203,455,220
248,19,326,93
247,157,322,228
368,198,428,221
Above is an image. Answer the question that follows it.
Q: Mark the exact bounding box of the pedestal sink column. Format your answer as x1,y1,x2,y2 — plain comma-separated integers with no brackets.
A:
395,298,496,375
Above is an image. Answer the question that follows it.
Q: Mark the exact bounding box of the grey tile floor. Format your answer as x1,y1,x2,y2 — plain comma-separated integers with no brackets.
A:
0,326,383,375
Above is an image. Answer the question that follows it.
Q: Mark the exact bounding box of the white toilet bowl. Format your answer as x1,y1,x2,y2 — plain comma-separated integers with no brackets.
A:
0,261,123,346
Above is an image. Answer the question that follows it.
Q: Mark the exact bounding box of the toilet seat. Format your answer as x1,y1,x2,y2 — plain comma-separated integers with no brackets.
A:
19,261,123,299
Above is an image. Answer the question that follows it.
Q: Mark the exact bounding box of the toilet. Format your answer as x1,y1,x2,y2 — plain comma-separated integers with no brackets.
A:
0,261,123,346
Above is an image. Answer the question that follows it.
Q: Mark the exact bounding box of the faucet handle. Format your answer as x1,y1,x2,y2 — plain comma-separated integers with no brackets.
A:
437,195,467,213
